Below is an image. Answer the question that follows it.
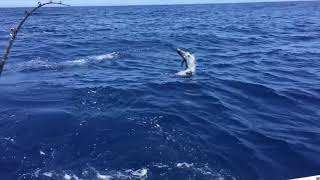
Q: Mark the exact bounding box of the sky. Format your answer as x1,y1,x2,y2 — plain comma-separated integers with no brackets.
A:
0,0,305,7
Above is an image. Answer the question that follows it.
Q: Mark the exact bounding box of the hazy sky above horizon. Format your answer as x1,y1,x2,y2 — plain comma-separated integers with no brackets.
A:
0,0,303,7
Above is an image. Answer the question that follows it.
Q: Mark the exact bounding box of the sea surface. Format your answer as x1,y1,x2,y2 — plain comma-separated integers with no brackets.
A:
0,2,320,180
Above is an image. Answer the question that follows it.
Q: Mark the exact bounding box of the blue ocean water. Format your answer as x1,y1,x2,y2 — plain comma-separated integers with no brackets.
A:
0,1,320,179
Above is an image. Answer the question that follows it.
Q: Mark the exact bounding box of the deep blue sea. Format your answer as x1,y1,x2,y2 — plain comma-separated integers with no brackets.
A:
0,1,320,180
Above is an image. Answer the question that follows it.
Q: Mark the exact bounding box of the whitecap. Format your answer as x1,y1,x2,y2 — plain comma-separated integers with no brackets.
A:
34,169,41,178
176,162,194,168
72,174,81,180
152,163,169,168
42,172,53,177
97,173,113,180
1,137,15,143
131,168,148,179
64,174,72,180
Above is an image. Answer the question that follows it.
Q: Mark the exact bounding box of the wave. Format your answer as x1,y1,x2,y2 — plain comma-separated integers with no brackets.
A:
22,163,235,180
63,52,120,66
15,52,120,72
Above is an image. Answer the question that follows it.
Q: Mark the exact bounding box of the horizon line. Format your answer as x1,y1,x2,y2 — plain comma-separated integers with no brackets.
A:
0,0,315,8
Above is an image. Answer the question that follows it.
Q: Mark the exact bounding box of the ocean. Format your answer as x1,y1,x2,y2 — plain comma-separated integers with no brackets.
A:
0,1,319,180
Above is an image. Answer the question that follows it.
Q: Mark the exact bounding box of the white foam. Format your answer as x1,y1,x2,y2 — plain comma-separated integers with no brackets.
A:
63,58,89,66
64,174,72,180
68,59,87,65
113,171,128,179
40,151,46,155
1,137,15,143
28,163,236,180
34,169,41,178
64,52,119,66
42,172,53,177
176,69,194,77
131,168,148,179
97,173,113,180
152,163,169,168
82,170,89,176
177,162,194,168
92,52,119,61
72,175,81,180
19,58,55,72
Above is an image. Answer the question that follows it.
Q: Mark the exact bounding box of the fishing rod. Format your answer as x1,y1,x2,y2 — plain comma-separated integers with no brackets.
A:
0,0,70,76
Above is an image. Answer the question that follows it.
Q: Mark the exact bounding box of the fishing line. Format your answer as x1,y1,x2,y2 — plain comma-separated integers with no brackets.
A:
0,1,70,76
